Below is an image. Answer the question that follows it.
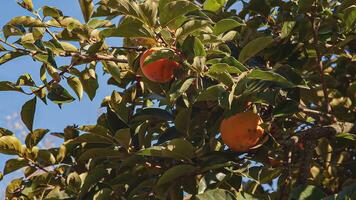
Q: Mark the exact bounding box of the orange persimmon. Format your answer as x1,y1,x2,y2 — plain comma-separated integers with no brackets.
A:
220,112,264,152
140,48,179,83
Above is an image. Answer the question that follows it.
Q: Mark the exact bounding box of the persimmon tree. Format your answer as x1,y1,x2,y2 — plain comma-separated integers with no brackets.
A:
0,0,355,199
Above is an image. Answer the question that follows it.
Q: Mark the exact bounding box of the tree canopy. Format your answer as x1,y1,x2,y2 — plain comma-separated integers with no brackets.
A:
0,0,355,199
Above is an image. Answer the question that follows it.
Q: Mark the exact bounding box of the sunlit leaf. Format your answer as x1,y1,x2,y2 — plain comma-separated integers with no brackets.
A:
78,0,94,22
213,19,242,35
0,81,24,93
67,76,83,101
0,52,25,65
4,158,28,175
159,0,199,26
25,129,50,148
196,188,235,200
203,0,227,12
0,136,24,155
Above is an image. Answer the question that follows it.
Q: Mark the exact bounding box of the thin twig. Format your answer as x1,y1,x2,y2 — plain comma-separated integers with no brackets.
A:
307,14,332,114
34,11,58,41
299,106,334,119
0,37,128,63
155,31,169,47
110,46,146,51
0,37,34,54
32,61,77,94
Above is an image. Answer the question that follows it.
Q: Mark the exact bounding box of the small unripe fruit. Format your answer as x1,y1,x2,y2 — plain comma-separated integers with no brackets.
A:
140,48,179,83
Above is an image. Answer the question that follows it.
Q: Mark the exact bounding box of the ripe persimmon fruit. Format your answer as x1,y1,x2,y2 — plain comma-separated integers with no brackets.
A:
220,112,264,152
140,47,179,83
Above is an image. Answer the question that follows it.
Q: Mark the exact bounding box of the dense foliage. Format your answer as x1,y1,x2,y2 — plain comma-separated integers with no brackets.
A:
0,0,355,199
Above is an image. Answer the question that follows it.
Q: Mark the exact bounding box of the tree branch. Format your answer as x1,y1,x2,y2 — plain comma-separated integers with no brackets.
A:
110,46,146,51
307,14,332,114
0,37,128,63
32,60,77,94
294,122,354,184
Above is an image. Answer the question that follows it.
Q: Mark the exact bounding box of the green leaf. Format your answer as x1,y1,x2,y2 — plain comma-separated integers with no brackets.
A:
67,172,82,189
289,185,326,200
6,178,24,194
143,48,175,65
220,56,248,72
174,108,191,134
0,81,24,93
7,16,45,27
140,0,158,27
344,6,356,30
78,167,107,199
78,0,94,22
36,149,56,165
102,61,121,83
4,158,28,175
42,6,63,18
335,133,356,141
114,128,131,149
235,192,259,199
213,18,242,35
16,73,35,86
0,44,6,52
87,19,113,29
182,36,206,58
298,0,316,12
0,136,24,155
196,189,235,200
238,36,274,63
157,164,195,186
169,78,195,102
21,97,37,131
209,63,241,74
176,19,211,40
69,133,113,144
45,186,70,200
273,100,299,117
248,167,283,184
46,17,82,28
323,183,356,200
131,108,173,122
2,24,26,39
25,129,50,148
274,65,308,89
94,188,113,200
67,76,83,101
247,69,295,87
80,67,99,100
138,138,194,160
203,0,227,12
159,0,199,26
196,84,226,101
0,128,14,137
101,16,154,38
78,148,125,162
0,51,25,65
281,21,296,39
208,71,234,87
107,0,142,20
17,0,34,11
48,83,75,104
